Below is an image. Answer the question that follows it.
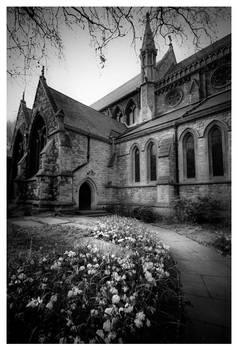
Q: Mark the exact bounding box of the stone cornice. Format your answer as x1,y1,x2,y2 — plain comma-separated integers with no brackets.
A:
155,44,231,94
115,98,231,144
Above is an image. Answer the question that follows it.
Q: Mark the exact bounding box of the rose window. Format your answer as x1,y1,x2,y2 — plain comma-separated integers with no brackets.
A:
211,65,231,88
165,88,183,107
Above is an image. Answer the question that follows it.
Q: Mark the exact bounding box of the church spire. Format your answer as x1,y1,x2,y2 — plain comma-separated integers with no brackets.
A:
140,12,157,83
141,12,156,52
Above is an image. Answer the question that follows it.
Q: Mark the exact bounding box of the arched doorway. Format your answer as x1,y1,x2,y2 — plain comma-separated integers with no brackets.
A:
79,182,91,210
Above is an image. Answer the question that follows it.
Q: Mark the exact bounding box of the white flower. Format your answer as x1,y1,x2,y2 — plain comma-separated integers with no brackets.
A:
145,271,154,283
146,319,151,327
26,297,43,308
112,294,120,304
103,320,111,333
46,301,53,310
136,311,145,321
124,305,133,313
108,331,117,341
90,309,98,316
50,294,57,303
79,266,85,271
73,336,84,344
104,307,113,316
110,287,118,295
67,290,74,298
18,273,26,280
134,318,143,328
96,329,104,339
50,261,61,270
144,262,154,270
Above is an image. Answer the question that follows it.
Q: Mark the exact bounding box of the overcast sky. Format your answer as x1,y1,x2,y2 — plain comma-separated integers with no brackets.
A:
7,6,231,122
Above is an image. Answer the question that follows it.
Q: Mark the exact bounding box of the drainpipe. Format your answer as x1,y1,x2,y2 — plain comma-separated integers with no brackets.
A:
174,122,180,197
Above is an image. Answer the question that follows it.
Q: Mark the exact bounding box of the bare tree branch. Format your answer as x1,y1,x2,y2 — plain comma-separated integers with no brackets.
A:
7,6,230,77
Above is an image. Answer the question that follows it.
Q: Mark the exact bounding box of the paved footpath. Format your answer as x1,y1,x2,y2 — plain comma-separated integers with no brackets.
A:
148,224,231,343
9,215,231,343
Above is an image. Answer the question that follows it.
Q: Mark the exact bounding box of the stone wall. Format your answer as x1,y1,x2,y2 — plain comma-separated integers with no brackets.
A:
72,137,113,208
155,72,200,116
113,127,176,211
177,110,231,211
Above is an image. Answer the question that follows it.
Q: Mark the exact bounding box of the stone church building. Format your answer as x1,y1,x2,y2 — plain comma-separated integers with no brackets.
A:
9,16,231,216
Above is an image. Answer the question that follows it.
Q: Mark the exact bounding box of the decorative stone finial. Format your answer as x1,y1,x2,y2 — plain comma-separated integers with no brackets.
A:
22,91,25,101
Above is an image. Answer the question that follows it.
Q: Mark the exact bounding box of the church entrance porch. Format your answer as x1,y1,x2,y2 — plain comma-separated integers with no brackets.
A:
79,182,91,210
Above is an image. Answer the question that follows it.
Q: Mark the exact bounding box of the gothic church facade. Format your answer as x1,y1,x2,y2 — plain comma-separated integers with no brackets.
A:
9,16,231,215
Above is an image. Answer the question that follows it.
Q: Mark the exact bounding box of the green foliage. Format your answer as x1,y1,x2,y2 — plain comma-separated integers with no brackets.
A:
172,196,222,224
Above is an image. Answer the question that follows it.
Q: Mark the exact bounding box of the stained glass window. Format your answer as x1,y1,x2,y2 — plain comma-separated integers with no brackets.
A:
28,115,46,177
209,126,224,176
148,143,157,181
184,133,195,178
134,147,140,182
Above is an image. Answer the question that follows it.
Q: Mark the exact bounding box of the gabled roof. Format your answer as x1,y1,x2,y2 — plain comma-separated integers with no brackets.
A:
118,104,195,140
183,89,231,118
47,86,127,139
117,89,231,141
162,34,231,80
91,47,175,111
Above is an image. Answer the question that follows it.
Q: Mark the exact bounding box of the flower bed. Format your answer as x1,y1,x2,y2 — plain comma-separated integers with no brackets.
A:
8,217,183,343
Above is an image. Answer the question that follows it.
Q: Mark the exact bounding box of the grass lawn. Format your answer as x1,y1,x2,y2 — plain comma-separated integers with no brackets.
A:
7,216,184,344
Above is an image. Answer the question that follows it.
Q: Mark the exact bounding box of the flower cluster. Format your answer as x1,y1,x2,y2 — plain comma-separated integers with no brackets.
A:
8,217,180,344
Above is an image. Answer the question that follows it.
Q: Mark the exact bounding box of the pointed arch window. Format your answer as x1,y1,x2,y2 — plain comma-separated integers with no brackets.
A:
208,126,224,176
147,142,157,181
125,100,136,126
184,133,196,178
28,115,46,177
132,146,140,182
12,130,24,179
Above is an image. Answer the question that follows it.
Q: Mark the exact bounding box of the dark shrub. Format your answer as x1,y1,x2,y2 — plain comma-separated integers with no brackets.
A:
140,207,156,223
119,205,133,217
172,196,222,224
132,206,142,220
213,234,231,255
132,206,156,223
172,198,197,223
105,204,117,214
